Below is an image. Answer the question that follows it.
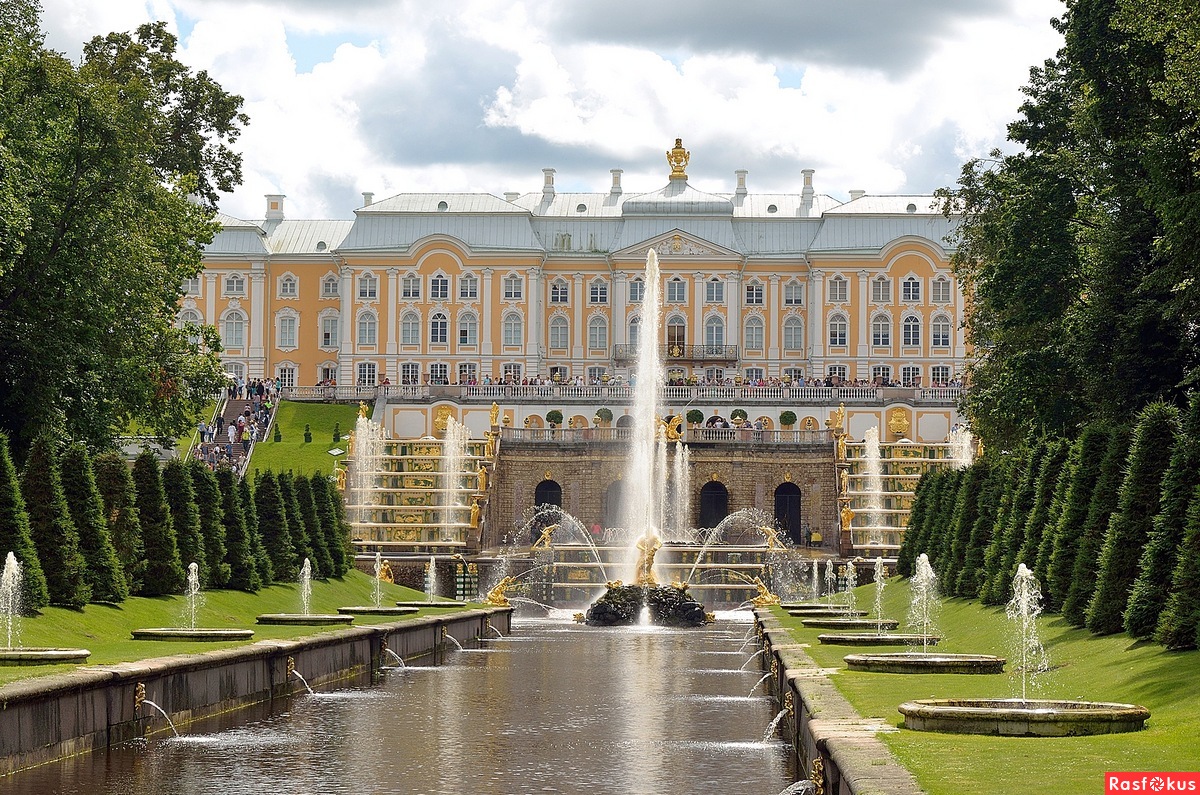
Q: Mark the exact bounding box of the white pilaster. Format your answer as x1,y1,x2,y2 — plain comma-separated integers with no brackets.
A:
767,273,781,361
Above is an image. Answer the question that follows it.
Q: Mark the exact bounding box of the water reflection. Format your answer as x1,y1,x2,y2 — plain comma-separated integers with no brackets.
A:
14,616,794,795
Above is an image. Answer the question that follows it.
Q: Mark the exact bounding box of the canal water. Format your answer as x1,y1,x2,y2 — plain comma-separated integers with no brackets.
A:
13,614,795,795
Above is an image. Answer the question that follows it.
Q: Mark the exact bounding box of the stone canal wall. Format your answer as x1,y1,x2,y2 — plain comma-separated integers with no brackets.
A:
756,609,924,795
0,609,510,777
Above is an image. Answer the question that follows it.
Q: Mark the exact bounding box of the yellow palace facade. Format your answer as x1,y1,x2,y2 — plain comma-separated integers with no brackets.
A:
189,141,967,445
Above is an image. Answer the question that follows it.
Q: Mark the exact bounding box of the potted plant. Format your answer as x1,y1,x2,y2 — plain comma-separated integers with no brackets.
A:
546,409,563,428
779,410,797,429
686,409,705,428
595,407,613,426
730,408,748,423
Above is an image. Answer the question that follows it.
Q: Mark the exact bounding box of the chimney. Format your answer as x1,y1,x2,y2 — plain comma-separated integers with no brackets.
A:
848,189,866,201
265,194,285,220
504,192,520,202
610,169,623,196
801,169,815,216
542,168,556,197
735,169,748,197
361,191,374,206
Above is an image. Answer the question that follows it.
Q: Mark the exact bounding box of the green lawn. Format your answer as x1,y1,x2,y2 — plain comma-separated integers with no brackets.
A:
775,580,1200,795
1,570,471,687
250,401,366,476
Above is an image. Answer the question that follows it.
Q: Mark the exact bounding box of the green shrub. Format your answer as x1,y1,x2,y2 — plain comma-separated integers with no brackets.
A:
303,424,312,443
332,422,341,443
0,432,49,609
59,443,127,603
1044,424,1111,611
546,409,563,426
686,409,705,426
730,408,748,422
596,407,614,423
779,410,797,427
131,452,185,597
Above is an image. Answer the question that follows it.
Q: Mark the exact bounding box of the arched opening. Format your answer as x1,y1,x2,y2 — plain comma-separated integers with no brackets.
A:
603,480,626,529
614,414,634,427
774,483,804,544
698,481,729,529
531,480,563,543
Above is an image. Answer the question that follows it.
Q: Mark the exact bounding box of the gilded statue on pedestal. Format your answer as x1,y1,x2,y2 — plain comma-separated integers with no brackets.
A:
477,464,489,492
358,401,369,419
666,137,690,179
840,503,854,531
634,530,662,586
750,577,781,607
825,403,846,433
469,498,481,528
485,576,518,607
531,523,558,550
489,402,500,428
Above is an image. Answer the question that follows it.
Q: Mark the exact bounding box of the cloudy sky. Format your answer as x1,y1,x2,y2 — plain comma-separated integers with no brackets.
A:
40,0,1065,221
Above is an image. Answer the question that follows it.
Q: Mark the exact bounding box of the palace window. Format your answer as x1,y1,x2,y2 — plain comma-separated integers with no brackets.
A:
224,274,245,296
628,316,641,348
279,275,298,298
223,311,245,348
503,274,523,300
902,365,922,386
745,367,765,382
784,281,803,306
827,364,848,381
828,276,848,303
589,279,609,305
321,275,339,298
871,276,891,303
745,281,764,306
588,316,608,350
401,274,420,300
666,277,687,303
902,276,921,303
503,363,522,382
276,365,296,389
629,278,644,303
431,275,449,301
400,363,420,384
932,315,951,348
932,365,951,384
458,363,477,384
872,315,891,347
932,276,951,305
902,314,921,347
277,314,297,349
430,363,448,385
550,279,569,304
872,365,892,384
459,273,478,300
784,367,805,382
744,316,764,350
401,312,420,346
357,313,377,346
356,362,377,386
430,312,449,344
358,273,377,300
705,278,724,304
783,317,803,351
549,316,569,349
828,314,847,347
704,316,725,348
503,313,523,346
458,313,478,346
320,316,339,348
182,276,201,296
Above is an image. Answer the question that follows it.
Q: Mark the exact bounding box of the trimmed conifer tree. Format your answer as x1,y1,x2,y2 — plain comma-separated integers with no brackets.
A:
925,470,961,571
312,473,350,576
216,466,260,592
1044,424,1111,612
1035,435,1082,593
59,443,128,603
1126,394,1200,638
161,459,206,580
254,471,297,583
943,458,990,590
93,450,145,594
1016,438,1070,583
1087,402,1180,635
239,476,273,585
1062,427,1132,626
189,460,229,588
980,442,1037,606
21,437,91,608
1156,481,1200,649
956,454,1008,598
0,431,48,609
132,452,186,596
897,472,936,577
278,471,318,579
294,475,334,578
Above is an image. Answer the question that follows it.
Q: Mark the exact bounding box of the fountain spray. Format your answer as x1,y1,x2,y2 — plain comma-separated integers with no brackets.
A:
1006,563,1048,703
873,557,886,633
1,552,23,650
907,554,939,653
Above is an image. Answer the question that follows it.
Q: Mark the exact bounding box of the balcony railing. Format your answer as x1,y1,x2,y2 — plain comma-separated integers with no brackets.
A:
611,343,740,363
500,427,832,445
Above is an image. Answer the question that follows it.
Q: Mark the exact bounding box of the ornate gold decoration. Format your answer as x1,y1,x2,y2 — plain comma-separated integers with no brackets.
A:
477,465,489,492
783,471,792,482
502,413,512,427
825,403,846,433
839,468,849,495
750,577,781,606
544,469,552,480
377,559,394,583
469,498,481,528
888,407,911,437
573,612,585,623
467,563,478,575
784,690,795,717
810,756,826,795
286,656,295,677
671,233,683,252
433,405,453,432
634,531,662,586
759,525,785,550
489,402,500,427
358,401,369,419
710,472,719,482
656,413,684,441
134,682,146,710
335,466,346,492
841,503,854,531
531,523,558,550
802,416,819,430
484,430,496,458
670,345,683,357
484,576,518,607
835,434,847,461
666,137,689,179
606,580,624,588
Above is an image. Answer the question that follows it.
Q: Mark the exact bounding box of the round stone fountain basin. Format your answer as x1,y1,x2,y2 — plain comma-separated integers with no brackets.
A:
818,633,940,646
845,652,1004,674
898,698,1151,736
255,614,355,626
131,628,255,641
0,648,91,665
394,600,468,608
787,608,868,619
800,618,899,630
337,606,420,617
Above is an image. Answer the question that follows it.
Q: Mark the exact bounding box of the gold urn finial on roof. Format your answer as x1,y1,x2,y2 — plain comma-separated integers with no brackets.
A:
667,137,689,180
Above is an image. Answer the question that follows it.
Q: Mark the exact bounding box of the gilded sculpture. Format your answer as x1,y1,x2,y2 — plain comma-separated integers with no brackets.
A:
825,403,846,433
489,401,500,427
531,523,558,550
656,413,684,441
358,401,369,419
634,530,662,586
840,503,854,531
888,407,911,437
469,498,481,528
750,577,781,607
484,576,518,607
433,404,453,432
477,464,489,492
666,137,689,178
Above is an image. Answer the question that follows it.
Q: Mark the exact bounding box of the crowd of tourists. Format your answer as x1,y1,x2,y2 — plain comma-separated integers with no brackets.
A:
193,377,279,475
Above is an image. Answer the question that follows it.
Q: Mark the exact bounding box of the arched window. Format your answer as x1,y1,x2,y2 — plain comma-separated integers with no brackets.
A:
872,314,891,347
503,312,523,346
774,483,804,544
871,275,891,303
932,314,951,348
277,313,297,349
503,274,523,300
278,275,298,298
828,275,848,303
828,314,847,347
902,276,921,303
744,316,764,350
667,315,686,348
459,273,478,300
458,313,478,346
550,278,569,304
932,276,952,304
430,312,448,344
321,274,339,298
357,273,378,300
401,311,420,345
224,273,245,295
589,279,608,304
704,316,725,348
629,278,644,303
357,312,377,345
628,316,641,348
744,280,764,305
178,308,202,328
783,317,803,351
902,314,921,347
666,277,687,303
430,274,449,301
699,481,729,529
549,315,569,349
587,316,608,350
222,311,245,348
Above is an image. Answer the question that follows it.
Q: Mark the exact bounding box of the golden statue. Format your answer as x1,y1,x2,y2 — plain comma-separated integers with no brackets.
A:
666,137,689,179
489,402,500,428
469,498,481,528
358,401,369,419
476,464,489,492
840,503,854,531
839,468,849,494
377,559,394,584
825,403,846,433
606,580,624,589
750,577,781,607
530,523,558,550
573,612,586,623
759,525,785,550
484,576,518,607
434,404,453,432
484,430,496,458
335,466,346,491
656,413,684,441
634,530,662,586
835,434,847,461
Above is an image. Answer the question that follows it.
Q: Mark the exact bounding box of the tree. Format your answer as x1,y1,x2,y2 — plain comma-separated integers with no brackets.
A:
1087,402,1180,634
20,437,90,607
93,450,144,593
1125,394,1200,637
312,473,350,576
1015,438,1071,583
131,452,185,596
955,454,1008,598
239,475,272,585
1044,423,1112,611
1062,427,1132,626
216,466,259,592
943,458,991,590
59,443,127,603
897,472,937,577
0,430,47,608
981,441,1040,606
188,459,229,588
1033,438,1077,587
253,471,296,583
278,471,316,579
1156,482,1200,649
294,475,334,579
161,458,205,579
0,8,244,450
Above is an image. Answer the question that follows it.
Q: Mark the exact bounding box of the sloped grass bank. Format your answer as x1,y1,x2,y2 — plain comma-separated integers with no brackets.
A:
1,570,466,687
777,579,1199,795
250,401,364,476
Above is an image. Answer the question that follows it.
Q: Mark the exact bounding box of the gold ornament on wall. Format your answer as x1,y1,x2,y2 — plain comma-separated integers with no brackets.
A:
888,407,911,437
433,405,453,432
710,472,720,482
